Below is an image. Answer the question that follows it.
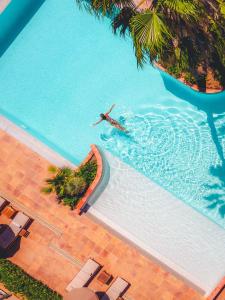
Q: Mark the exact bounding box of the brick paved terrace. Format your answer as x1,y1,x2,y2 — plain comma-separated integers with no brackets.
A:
0,129,204,300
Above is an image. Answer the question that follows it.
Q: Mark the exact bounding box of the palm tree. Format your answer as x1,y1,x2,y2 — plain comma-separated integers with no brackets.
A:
112,0,200,66
127,0,225,88
76,0,225,89
42,166,87,209
76,0,134,16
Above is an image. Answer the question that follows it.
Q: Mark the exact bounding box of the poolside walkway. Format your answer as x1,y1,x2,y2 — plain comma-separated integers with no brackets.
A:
0,128,203,300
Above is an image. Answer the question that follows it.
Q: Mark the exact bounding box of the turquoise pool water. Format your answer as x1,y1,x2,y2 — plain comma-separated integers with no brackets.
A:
0,0,225,227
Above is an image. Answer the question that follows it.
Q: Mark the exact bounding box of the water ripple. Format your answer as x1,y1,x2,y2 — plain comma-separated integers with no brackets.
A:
101,105,223,217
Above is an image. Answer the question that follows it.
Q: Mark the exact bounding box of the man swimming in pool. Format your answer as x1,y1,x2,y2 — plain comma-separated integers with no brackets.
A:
93,104,128,132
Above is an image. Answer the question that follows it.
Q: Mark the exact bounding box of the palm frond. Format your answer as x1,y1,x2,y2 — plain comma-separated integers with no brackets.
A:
76,0,134,16
48,165,58,174
130,10,171,64
113,7,136,36
218,0,225,17
133,39,147,67
158,0,199,19
41,186,54,194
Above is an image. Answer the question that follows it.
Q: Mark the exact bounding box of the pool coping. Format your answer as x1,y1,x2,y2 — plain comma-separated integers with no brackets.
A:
0,115,75,168
75,144,106,214
207,276,225,300
154,62,223,94
1,114,225,298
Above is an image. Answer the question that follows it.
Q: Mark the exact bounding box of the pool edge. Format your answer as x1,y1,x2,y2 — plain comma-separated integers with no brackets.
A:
0,115,75,168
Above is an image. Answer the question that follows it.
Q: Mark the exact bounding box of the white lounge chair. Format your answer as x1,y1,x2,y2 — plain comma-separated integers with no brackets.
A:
0,212,30,250
101,277,129,300
66,258,101,292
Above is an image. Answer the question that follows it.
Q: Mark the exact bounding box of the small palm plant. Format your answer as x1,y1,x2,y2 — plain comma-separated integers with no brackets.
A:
42,166,87,209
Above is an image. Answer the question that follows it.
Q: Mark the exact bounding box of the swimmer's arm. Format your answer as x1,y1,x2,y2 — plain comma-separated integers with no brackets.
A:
106,104,115,114
92,119,103,126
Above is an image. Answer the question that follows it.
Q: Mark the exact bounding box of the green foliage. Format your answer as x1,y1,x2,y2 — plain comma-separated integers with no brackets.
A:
48,165,58,174
159,0,199,18
0,259,61,300
76,0,133,16
218,0,225,17
78,0,225,89
184,72,196,85
167,64,182,78
130,10,171,65
77,160,98,186
42,161,97,209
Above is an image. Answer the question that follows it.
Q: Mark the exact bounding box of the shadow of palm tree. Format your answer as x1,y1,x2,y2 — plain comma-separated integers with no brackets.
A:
161,70,225,165
161,72,225,217
207,113,225,166
203,113,225,217
204,163,225,218
193,110,225,218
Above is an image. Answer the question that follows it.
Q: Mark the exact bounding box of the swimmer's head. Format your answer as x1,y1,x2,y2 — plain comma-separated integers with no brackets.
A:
100,113,106,120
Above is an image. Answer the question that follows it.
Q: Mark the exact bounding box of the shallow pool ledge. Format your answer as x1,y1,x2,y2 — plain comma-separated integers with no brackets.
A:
89,151,225,296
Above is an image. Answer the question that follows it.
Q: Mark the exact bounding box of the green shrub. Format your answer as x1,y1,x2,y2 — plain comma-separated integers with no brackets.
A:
167,64,182,78
42,161,97,209
0,259,61,300
184,72,196,85
77,161,97,186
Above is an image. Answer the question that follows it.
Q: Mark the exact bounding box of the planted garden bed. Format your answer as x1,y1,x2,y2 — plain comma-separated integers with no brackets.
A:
42,145,100,210
0,259,61,300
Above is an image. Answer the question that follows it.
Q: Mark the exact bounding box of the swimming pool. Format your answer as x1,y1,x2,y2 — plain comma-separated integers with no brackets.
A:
0,0,225,231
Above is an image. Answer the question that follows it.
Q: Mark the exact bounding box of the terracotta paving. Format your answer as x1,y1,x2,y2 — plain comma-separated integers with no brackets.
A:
217,289,225,300
0,129,205,300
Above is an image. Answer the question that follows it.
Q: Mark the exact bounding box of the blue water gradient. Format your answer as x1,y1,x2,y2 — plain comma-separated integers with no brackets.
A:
0,0,225,227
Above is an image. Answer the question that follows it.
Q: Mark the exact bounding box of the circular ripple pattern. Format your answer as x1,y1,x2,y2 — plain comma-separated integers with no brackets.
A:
101,105,222,208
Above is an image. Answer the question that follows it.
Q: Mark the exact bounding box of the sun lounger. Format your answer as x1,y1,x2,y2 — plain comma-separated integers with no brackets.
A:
66,258,101,292
0,197,7,212
0,212,30,250
101,277,129,300
0,287,10,299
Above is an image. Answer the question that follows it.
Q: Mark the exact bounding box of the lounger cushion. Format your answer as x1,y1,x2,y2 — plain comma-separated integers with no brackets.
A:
66,259,101,291
13,212,30,226
102,277,129,300
11,221,22,228
81,259,100,274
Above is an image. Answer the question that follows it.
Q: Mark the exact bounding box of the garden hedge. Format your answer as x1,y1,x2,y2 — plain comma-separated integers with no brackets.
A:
0,259,62,300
